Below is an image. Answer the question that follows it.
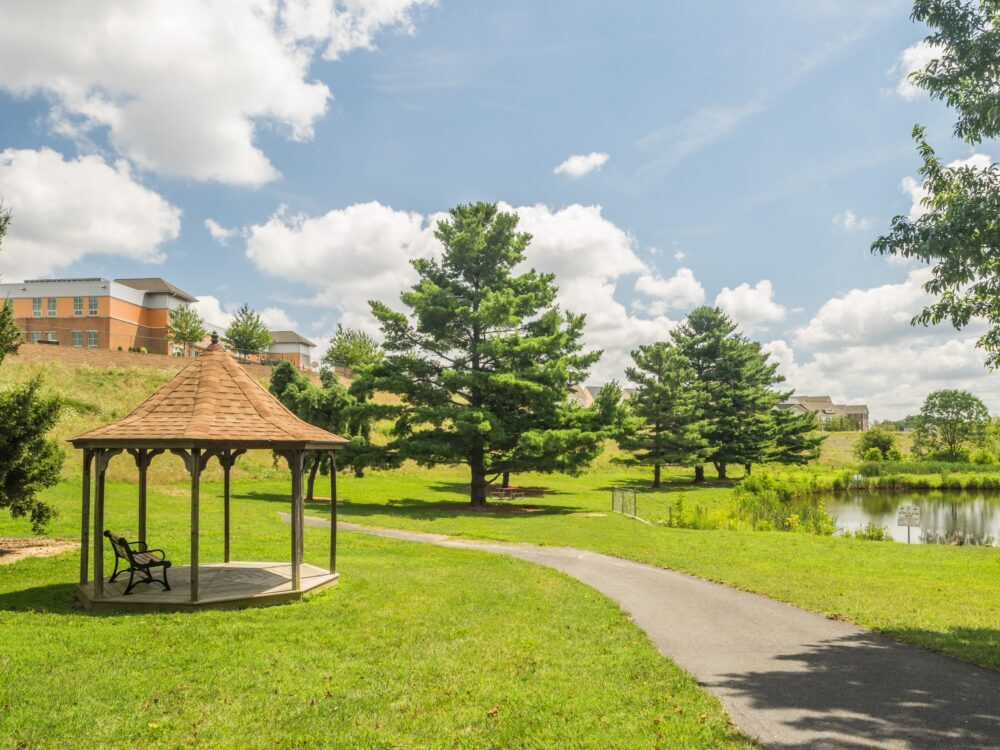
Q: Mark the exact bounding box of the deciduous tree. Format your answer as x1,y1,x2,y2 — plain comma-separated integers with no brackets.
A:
913,388,990,461
322,324,383,371
166,304,207,356
225,304,272,361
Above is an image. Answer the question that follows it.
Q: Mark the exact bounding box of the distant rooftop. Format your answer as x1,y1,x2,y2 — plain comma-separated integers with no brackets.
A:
115,277,197,303
269,330,316,347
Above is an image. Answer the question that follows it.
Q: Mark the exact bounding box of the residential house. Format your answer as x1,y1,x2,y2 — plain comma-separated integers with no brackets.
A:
778,395,870,431
265,330,316,370
0,277,196,354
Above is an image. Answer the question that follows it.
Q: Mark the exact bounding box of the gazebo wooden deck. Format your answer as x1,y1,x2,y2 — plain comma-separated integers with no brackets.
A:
70,334,348,612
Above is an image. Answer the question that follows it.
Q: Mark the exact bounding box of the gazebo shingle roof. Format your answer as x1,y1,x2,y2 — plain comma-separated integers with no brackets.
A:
71,349,348,449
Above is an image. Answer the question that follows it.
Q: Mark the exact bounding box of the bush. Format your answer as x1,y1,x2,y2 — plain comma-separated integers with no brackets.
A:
851,522,892,541
863,447,883,462
886,446,904,461
972,448,995,465
855,428,897,460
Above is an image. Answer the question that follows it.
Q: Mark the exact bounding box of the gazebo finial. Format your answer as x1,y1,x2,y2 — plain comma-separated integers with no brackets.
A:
207,331,222,351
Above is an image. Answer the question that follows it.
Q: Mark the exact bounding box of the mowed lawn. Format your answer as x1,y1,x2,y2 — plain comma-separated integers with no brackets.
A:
279,463,999,671
0,481,754,750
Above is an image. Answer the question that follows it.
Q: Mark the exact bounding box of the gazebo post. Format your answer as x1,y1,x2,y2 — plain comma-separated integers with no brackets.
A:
92,449,120,599
79,449,92,586
223,450,231,564
190,447,202,603
289,450,304,590
136,449,148,541
329,450,337,575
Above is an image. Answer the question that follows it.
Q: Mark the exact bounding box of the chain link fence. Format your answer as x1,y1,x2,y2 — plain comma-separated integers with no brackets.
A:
611,487,639,518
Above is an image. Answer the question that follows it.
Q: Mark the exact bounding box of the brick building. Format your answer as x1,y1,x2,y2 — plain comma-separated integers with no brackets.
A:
0,277,196,354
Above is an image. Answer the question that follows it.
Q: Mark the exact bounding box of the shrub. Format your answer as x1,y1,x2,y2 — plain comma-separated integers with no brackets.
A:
851,522,892,541
855,428,897,460
972,448,995,465
886,446,904,461
863,447,883,462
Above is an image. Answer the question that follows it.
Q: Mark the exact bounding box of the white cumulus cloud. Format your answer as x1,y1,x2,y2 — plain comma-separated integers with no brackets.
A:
0,148,180,281
634,268,705,314
892,41,943,101
0,1,434,186
204,219,237,245
832,210,872,233
715,280,786,333
553,152,609,179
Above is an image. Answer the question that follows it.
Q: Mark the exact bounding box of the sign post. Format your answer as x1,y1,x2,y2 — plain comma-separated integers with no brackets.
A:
897,504,920,544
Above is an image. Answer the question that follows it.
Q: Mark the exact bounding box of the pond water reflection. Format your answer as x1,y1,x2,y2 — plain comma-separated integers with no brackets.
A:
816,490,1000,545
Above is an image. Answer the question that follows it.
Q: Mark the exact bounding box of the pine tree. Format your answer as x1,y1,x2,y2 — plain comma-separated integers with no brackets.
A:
225,304,273,360
166,303,207,356
620,342,708,487
671,307,785,480
766,408,824,467
361,202,602,505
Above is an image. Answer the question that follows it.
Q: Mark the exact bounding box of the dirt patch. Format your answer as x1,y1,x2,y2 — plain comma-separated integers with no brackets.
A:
573,512,607,518
0,538,79,565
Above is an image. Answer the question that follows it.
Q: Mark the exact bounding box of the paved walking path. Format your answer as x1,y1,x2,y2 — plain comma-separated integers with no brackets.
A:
293,514,1000,749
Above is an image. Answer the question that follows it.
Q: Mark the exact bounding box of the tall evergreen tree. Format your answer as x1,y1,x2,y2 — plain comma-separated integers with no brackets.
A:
361,202,602,505
766,408,825,467
166,303,207,356
671,307,785,480
620,342,708,487
225,304,273,361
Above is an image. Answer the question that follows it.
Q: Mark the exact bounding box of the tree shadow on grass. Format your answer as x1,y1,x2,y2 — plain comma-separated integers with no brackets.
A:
710,630,1000,749
596,477,738,494
0,581,138,617
239,490,584,520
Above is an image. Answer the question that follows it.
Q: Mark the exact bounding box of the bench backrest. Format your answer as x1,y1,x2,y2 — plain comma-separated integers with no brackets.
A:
103,531,133,562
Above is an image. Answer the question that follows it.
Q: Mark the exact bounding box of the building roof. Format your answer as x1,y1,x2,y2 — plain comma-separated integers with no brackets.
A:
70,348,347,449
114,277,197,303
269,330,316,347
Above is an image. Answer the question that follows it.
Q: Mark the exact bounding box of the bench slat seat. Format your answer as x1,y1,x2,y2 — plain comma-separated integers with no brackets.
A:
104,531,171,595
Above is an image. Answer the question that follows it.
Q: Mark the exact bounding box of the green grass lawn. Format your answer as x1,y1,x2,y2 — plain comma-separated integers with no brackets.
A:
0,480,753,749
270,463,999,671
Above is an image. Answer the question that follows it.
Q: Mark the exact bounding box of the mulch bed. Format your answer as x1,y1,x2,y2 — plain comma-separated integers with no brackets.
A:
0,538,79,565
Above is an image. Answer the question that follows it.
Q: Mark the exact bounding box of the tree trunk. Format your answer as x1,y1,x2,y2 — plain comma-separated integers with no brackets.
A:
652,463,661,488
694,465,705,483
715,462,728,479
306,459,320,502
744,462,752,476
502,471,510,489
470,442,487,506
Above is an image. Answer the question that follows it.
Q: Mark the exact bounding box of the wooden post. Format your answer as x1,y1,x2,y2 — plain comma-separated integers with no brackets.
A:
290,451,303,590
93,451,106,599
223,456,231,564
329,451,337,574
191,447,201,603
79,449,92,586
137,449,148,542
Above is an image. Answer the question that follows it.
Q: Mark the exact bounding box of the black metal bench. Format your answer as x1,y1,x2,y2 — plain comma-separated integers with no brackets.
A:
104,531,171,595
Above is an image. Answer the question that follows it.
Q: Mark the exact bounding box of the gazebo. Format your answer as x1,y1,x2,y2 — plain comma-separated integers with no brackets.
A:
71,334,348,612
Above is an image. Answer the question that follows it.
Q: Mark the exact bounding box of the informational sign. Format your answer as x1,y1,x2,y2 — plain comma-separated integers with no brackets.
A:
897,504,920,527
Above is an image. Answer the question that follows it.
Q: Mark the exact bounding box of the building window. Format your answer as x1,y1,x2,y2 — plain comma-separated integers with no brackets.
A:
87,331,98,349
72,331,83,348
88,296,98,316
30,331,41,343
47,331,57,342
47,297,57,317
73,296,83,316
32,298,41,317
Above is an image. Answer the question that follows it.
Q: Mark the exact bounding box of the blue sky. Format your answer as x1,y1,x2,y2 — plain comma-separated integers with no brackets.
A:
0,0,996,418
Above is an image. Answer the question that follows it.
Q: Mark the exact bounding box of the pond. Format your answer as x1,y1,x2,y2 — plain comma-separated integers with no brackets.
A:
817,490,1000,545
